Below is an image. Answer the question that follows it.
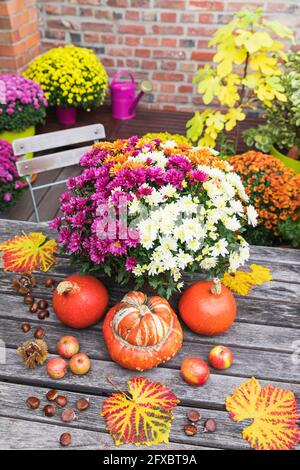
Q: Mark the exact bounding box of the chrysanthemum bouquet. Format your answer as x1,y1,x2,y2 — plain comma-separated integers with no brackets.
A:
52,137,257,297
24,45,108,109
0,140,24,211
0,74,47,132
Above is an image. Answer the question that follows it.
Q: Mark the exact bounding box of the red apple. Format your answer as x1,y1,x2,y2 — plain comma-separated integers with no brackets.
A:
57,336,80,359
208,345,233,370
180,357,210,386
69,353,91,376
47,357,68,379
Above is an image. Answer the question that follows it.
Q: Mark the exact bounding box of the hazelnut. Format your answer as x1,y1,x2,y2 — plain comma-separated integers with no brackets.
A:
43,404,56,417
56,395,68,408
46,389,58,401
21,323,31,333
184,424,198,436
60,432,72,447
34,327,45,339
24,294,34,305
38,299,49,310
76,398,90,412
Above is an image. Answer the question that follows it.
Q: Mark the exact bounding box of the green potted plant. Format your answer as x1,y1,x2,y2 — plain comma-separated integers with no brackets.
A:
24,45,108,126
186,8,294,154
0,74,47,158
244,51,300,173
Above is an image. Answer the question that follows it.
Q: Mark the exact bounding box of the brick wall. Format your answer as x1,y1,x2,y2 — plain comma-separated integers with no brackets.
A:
19,1,300,110
0,0,41,73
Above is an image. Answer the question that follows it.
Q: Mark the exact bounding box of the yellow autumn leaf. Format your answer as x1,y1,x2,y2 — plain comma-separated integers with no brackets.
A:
222,271,253,296
226,377,300,450
198,75,221,104
101,377,179,446
263,19,295,43
219,84,239,108
249,264,272,285
225,107,245,131
0,232,57,273
249,53,280,76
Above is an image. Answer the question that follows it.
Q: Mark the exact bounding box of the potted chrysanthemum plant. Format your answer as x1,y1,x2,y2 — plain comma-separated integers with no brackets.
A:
51,136,258,298
24,45,108,126
0,139,24,214
0,74,47,157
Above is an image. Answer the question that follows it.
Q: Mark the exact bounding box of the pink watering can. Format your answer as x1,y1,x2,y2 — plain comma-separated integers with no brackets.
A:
110,71,153,120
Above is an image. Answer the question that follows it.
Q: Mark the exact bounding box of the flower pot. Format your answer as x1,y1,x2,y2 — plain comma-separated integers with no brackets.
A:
270,145,300,174
0,126,35,159
56,106,77,126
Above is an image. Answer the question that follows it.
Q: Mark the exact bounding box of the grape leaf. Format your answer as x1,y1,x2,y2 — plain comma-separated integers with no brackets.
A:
226,377,300,450
0,232,57,272
101,377,179,446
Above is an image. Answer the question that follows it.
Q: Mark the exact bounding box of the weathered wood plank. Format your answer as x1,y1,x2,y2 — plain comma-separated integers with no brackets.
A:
1,349,299,408
1,300,299,353
0,416,208,450
0,381,246,450
1,318,299,383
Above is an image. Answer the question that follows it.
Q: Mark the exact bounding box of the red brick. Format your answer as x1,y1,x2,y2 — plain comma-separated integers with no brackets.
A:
125,11,140,20
118,24,146,34
135,48,151,57
178,85,193,93
160,12,177,22
153,49,186,59
191,51,214,61
160,83,176,93
189,1,224,9
84,33,99,43
102,57,115,67
153,72,184,81
127,59,140,67
157,94,188,103
107,47,133,57
125,36,141,46
161,60,177,70
107,0,128,6
101,34,116,44
141,59,157,69
181,13,196,22
154,0,185,8
152,25,183,35
199,13,215,23
62,6,78,15
188,26,217,36
161,38,177,47
179,62,197,72
45,4,61,15
131,0,150,6
143,37,159,46
162,105,177,111
228,2,262,10
82,22,113,32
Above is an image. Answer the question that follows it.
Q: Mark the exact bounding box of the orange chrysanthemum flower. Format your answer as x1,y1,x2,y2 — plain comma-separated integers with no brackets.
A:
229,151,300,234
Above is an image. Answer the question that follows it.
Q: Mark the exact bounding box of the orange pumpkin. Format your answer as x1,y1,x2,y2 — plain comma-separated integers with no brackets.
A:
179,278,236,336
103,291,183,371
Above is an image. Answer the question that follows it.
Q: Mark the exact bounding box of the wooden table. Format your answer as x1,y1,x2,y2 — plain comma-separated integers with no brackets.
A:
0,219,299,450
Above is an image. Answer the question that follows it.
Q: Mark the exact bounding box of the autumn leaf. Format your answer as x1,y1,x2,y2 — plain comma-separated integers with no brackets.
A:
222,264,272,295
101,377,179,446
226,377,300,450
0,232,57,273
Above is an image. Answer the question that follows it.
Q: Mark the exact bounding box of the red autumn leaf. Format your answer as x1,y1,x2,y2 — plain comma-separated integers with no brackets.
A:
101,377,179,446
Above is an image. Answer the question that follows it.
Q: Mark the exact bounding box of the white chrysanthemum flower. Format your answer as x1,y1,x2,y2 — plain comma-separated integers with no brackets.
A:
178,195,198,215
224,215,241,232
149,150,168,169
159,236,177,252
203,180,223,199
159,184,178,199
128,196,141,215
211,238,229,257
200,257,218,270
132,265,145,277
162,139,177,149
247,205,258,227
187,238,202,252
146,188,165,206
176,250,194,269
230,199,244,215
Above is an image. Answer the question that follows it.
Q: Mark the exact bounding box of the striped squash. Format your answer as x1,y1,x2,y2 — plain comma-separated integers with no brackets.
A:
103,291,183,371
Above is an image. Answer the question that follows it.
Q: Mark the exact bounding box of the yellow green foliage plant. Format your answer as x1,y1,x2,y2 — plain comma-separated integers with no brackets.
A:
24,45,108,110
187,8,294,150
